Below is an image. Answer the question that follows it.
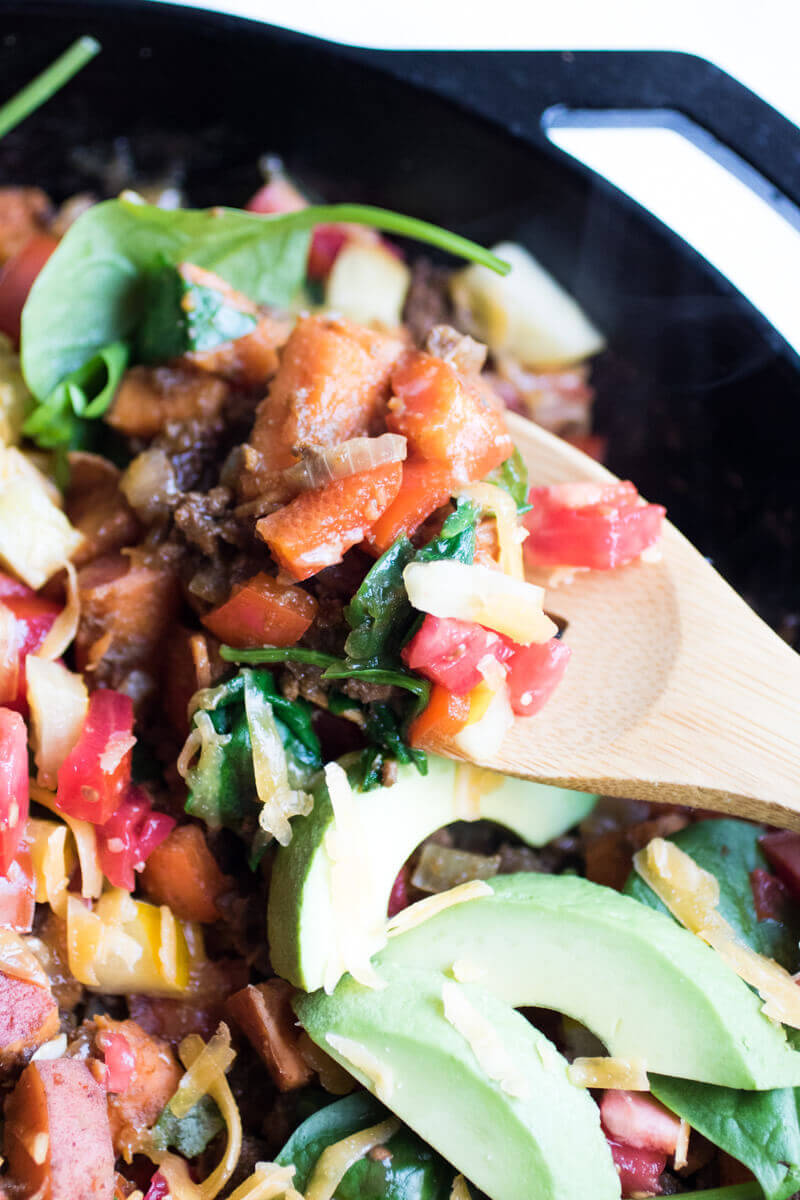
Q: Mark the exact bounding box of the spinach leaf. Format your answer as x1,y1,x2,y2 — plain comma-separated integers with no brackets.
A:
137,262,259,363
624,818,800,969
151,1094,224,1158
0,36,100,140
21,340,129,450
21,197,509,404
650,1075,800,1200
276,1092,452,1200
344,538,417,666
485,446,530,512
414,499,480,566
356,703,428,790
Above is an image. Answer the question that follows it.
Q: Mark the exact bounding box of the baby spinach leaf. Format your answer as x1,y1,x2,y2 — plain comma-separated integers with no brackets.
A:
21,196,509,403
151,1093,224,1158
276,1092,452,1200
344,538,417,666
0,36,100,141
21,340,129,450
651,1075,800,1200
485,446,530,512
624,818,800,969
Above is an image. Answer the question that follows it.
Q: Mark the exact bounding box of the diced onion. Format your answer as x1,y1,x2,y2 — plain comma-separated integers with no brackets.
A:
635,838,800,1028
403,560,556,645
175,1024,243,1200
0,928,50,987
324,1034,394,1103
450,1175,473,1200
283,434,407,492
453,683,515,760
0,601,20,703
0,447,84,588
120,448,179,522
304,1116,401,1200
458,482,525,580
26,657,88,788
227,1163,303,1200
36,560,80,660
244,674,313,847
387,881,493,938
674,1119,691,1171
442,979,530,1099
567,1057,649,1090
411,843,500,894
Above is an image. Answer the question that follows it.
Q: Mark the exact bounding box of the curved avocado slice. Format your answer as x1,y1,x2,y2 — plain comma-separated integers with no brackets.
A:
294,964,620,1200
268,755,595,991
376,873,800,1089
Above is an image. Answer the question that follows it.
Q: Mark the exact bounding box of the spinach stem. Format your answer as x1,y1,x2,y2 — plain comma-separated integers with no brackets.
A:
0,36,100,140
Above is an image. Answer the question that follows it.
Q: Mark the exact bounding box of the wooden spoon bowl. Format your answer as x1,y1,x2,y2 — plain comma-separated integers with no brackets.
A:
433,412,800,829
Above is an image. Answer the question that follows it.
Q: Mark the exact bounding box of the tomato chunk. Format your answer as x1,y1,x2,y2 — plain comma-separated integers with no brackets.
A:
759,831,800,902
408,684,471,750
202,572,317,648
0,843,35,930
95,1029,136,1094
750,866,790,921
600,1090,681,1155
402,615,511,695
56,689,135,824
96,784,175,892
605,1136,666,1198
524,482,665,570
0,233,58,344
364,459,455,555
0,707,28,876
502,636,571,717
389,351,513,483
257,461,402,581
0,574,61,715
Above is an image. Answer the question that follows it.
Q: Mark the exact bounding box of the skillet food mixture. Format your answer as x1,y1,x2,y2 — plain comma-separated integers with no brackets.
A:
2,68,800,1200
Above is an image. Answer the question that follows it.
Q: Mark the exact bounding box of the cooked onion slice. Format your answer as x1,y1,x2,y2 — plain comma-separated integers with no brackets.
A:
283,434,406,492
120,447,179,522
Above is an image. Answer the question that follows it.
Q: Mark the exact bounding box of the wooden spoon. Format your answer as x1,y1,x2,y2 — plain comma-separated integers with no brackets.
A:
433,411,800,829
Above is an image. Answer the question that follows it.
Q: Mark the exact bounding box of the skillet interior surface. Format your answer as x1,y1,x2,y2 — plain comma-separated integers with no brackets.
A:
1,0,798,643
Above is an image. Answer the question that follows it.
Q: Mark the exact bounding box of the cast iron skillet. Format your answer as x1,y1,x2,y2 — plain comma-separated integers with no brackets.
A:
1,0,798,642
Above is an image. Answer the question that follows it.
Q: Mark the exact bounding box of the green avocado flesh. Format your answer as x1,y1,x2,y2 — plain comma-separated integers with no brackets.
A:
267,755,596,992
294,964,621,1200
374,874,800,1090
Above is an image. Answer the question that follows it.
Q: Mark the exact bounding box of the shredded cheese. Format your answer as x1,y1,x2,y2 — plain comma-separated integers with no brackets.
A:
322,763,386,993
304,1116,400,1200
458,482,525,579
173,1025,243,1200
453,682,514,760
441,979,530,1099
0,447,84,588
30,784,102,899
567,1057,649,1090
634,838,800,1028
387,880,493,938
157,1154,204,1199
170,1025,236,1119
674,1118,691,1171
36,560,81,660
26,818,75,917
26,657,88,788
227,1163,303,1200
449,960,488,984
244,675,313,846
450,1175,472,1200
324,1034,394,1103
31,1033,68,1061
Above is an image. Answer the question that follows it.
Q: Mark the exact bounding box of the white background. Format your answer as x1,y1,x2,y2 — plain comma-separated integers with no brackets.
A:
150,0,800,349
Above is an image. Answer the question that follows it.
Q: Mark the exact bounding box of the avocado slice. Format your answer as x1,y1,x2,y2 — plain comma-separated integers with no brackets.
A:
267,755,595,991
375,873,800,1089
295,964,620,1200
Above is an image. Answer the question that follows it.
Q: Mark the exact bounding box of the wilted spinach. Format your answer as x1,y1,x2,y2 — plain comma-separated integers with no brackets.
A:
151,1094,224,1159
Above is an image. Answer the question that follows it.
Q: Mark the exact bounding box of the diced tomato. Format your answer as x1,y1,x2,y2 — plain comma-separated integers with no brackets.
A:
605,1137,666,1197
202,572,317,648
56,689,135,824
750,867,790,921
408,684,471,750
501,636,571,717
0,233,58,344
0,843,35,930
402,615,511,695
245,179,348,280
96,1030,136,1094
758,831,800,903
364,459,455,555
524,482,665,570
0,708,28,876
389,351,514,484
0,575,61,715
246,178,307,215
143,1171,170,1200
97,784,175,892
600,1090,681,1155
387,866,410,918
256,461,403,581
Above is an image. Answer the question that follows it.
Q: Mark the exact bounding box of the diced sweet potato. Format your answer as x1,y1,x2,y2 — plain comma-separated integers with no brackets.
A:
388,350,513,483
65,453,140,567
75,553,181,694
256,461,402,580
225,980,312,1092
187,311,292,388
4,1058,115,1200
93,1017,181,1156
106,365,229,439
140,825,230,923
239,315,408,502
0,188,52,263
0,971,58,1067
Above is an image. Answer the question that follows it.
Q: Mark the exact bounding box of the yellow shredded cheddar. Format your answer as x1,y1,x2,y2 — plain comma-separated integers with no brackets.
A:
567,1057,649,1090
441,979,529,1100
304,1116,400,1200
386,881,493,938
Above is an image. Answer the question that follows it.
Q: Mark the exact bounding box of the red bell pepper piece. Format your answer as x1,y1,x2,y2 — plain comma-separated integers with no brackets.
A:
0,234,58,344
202,572,317,649
0,708,28,876
408,684,471,751
97,784,175,892
143,1171,170,1200
0,573,61,715
56,689,135,824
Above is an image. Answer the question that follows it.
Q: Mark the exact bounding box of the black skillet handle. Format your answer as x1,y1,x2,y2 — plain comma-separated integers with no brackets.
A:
347,49,800,218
